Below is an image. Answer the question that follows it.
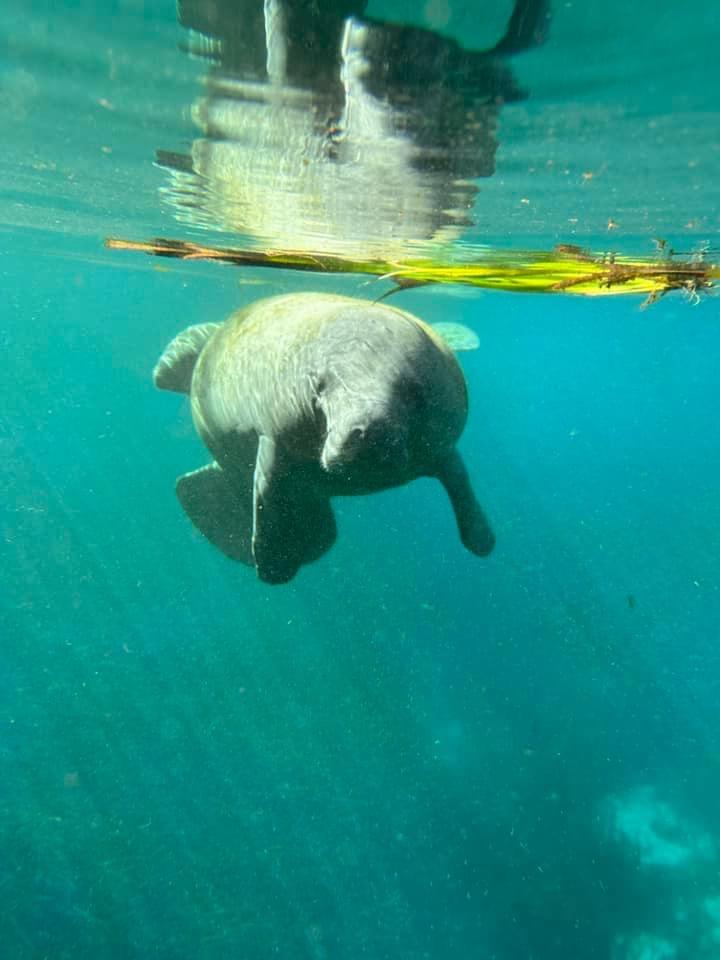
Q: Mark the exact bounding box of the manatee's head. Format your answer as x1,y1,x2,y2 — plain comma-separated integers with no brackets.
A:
316,374,414,482
321,407,410,477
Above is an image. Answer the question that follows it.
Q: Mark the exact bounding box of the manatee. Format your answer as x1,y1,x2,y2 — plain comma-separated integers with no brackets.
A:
153,292,494,584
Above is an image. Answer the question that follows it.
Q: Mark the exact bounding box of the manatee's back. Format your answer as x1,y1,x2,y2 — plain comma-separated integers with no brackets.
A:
376,304,469,460
189,293,346,445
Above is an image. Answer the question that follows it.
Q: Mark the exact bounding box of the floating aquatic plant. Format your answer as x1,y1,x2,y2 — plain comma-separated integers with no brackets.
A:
105,236,717,305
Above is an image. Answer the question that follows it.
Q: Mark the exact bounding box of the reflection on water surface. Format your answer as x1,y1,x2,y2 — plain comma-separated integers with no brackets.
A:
157,0,549,257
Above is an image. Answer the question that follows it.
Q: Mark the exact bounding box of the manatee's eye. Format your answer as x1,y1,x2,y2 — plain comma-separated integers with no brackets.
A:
311,375,327,412
349,426,365,443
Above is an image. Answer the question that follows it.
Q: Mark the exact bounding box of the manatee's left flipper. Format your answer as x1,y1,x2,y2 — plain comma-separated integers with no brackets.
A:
252,435,337,584
435,449,496,557
176,462,254,564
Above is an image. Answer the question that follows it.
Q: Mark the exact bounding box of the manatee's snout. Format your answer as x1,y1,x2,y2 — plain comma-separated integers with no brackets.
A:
321,420,409,475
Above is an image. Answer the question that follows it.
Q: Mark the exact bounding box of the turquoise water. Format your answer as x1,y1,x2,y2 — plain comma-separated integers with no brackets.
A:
2,2,720,958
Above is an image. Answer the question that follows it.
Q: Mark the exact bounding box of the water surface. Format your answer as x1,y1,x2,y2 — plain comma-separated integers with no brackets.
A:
1,2,719,958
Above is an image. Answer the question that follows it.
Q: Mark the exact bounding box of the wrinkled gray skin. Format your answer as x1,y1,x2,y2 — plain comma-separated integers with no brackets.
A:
154,292,494,584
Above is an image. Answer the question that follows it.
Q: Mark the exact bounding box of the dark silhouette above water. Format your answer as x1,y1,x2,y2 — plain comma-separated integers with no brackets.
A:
157,0,550,256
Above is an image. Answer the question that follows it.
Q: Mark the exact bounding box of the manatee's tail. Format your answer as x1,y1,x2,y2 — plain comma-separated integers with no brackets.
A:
153,322,220,394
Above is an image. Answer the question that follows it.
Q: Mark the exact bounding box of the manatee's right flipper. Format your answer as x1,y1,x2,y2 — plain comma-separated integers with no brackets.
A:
252,435,337,585
492,0,551,56
435,449,495,557
176,462,254,565
153,323,220,394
